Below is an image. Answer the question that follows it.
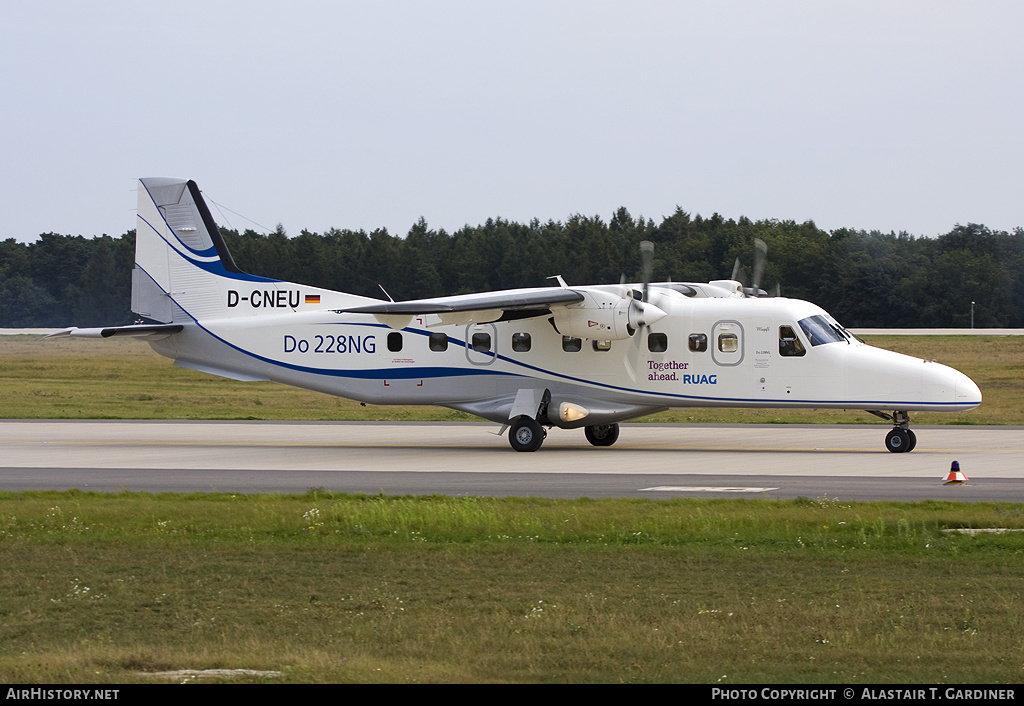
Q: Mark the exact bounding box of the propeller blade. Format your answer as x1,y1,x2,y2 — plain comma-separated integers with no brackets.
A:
639,240,654,301
735,265,748,289
751,238,767,294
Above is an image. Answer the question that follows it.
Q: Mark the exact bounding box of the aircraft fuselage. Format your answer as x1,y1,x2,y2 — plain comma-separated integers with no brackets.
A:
153,285,981,429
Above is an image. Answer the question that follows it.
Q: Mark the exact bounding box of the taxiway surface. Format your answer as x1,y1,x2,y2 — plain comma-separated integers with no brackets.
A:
1,420,1020,501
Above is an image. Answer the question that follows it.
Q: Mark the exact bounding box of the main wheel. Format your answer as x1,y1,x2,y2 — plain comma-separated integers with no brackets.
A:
885,428,911,453
906,429,917,452
509,416,544,452
584,423,620,447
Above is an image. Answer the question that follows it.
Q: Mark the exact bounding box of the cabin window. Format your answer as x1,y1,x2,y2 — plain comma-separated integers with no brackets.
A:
512,332,531,352
471,332,491,353
648,332,668,353
592,340,612,352
387,331,403,352
778,325,806,357
429,333,448,352
718,333,739,353
689,333,707,352
562,336,582,352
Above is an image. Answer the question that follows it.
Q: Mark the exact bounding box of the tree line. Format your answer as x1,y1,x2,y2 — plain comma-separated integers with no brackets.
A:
2,209,1022,328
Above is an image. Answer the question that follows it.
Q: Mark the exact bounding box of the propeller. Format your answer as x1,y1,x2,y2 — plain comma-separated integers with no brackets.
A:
732,238,770,297
623,240,666,334
730,258,747,287
618,240,665,378
639,240,654,302
751,238,767,295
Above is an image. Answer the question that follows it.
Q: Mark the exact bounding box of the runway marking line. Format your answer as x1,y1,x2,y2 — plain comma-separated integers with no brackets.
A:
640,486,781,493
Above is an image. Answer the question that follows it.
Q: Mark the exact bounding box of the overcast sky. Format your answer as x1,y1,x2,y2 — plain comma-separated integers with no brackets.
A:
2,1,1021,245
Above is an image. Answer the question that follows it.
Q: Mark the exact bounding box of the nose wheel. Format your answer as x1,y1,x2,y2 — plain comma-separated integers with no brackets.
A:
884,427,917,453
874,410,917,453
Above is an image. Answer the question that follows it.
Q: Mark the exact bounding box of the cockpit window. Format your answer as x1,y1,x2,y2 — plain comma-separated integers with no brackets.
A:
797,315,849,347
779,325,806,357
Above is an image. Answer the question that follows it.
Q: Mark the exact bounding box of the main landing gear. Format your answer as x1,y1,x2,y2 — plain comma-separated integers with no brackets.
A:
871,410,917,453
508,416,545,452
584,423,620,447
507,419,621,451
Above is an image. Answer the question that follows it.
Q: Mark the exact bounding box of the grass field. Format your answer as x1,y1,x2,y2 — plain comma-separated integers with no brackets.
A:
1,334,1021,424
1,491,1023,683
1,334,1021,683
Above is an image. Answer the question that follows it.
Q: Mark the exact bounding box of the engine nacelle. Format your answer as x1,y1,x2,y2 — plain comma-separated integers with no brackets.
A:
551,296,633,340
550,291,667,340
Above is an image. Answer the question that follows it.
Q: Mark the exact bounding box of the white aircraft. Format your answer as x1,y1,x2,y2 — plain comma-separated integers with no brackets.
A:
52,177,982,452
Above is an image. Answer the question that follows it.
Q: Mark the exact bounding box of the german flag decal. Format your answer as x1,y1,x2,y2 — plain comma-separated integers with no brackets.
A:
305,294,321,304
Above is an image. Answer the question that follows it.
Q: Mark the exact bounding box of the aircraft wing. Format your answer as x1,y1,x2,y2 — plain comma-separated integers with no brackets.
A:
340,288,585,315
45,324,185,339
337,287,585,327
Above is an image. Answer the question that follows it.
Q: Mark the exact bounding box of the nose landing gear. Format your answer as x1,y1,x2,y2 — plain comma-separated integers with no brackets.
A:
872,410,917,453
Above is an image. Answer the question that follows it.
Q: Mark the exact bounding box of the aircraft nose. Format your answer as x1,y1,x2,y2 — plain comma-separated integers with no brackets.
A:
917,360,982,411
956,374,983,408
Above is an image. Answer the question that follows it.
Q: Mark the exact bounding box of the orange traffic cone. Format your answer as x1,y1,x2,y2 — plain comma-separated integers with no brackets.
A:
944,460,968,485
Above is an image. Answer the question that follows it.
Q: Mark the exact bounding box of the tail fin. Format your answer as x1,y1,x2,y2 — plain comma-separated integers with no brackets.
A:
132,177,364,325
132,177,273,323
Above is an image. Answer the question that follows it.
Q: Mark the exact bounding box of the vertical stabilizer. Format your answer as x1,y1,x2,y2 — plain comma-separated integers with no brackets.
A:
131,177,361,325
132,177,272,323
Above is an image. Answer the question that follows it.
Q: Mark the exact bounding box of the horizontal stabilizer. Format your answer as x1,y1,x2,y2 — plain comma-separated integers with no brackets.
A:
45,324,184,340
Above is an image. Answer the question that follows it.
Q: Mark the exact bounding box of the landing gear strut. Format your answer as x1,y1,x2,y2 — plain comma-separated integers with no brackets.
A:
871,410,917,453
